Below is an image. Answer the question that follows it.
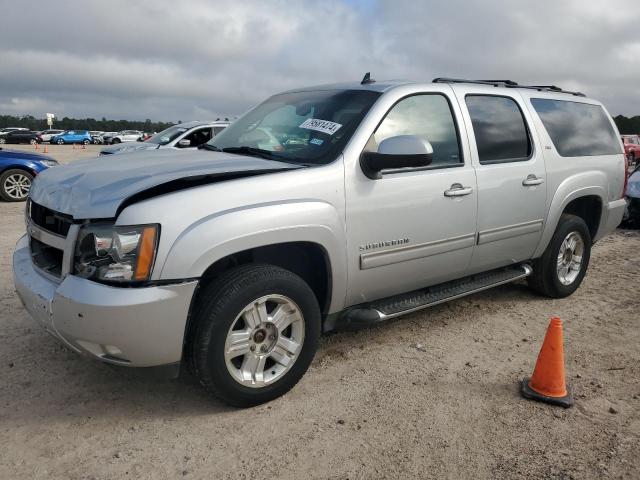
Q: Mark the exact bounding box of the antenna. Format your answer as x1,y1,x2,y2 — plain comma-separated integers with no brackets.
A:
361,72,375,85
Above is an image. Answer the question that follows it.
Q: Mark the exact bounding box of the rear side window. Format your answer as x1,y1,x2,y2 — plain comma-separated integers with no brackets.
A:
466,95,532,164
530,99,622,157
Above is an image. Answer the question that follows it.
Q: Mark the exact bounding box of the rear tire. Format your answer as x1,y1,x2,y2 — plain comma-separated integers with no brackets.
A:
83,139,90,145
57,139,64,145
528,214,591,298
113,138,121,144
188,264,321,407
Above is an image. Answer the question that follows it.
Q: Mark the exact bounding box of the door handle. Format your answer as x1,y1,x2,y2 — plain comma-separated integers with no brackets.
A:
522,174,544,186
444,183,473,197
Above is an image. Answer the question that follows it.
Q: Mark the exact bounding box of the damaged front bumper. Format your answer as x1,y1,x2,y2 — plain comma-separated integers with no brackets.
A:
13,235,197,371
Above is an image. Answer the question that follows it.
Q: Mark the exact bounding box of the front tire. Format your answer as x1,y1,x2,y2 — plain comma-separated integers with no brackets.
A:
189,264,321,407
83,139,90,145
0,169,33,202
528,214,591,298
113,138,121,144
56,138,64,145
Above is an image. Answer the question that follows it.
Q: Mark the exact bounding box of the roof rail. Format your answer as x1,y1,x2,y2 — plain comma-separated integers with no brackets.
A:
432,78,585,97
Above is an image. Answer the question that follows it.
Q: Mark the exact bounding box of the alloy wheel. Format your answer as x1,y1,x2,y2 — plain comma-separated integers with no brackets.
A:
224,294,305,388
3,172,31,200
556,231,584,285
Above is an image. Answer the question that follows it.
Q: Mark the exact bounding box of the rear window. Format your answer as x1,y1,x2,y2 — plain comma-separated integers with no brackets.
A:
466,95,532,164
530,99,622,157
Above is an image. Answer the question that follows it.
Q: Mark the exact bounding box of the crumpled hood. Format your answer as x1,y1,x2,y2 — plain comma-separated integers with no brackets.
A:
627,169,640,199
29,148,301,219
100,142,160,155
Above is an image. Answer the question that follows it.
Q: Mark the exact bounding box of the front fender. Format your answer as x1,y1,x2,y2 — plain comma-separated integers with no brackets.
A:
533,171,608,258
159,200,347,312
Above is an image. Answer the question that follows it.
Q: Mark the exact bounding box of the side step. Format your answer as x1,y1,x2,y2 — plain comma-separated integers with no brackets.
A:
336,264,532,330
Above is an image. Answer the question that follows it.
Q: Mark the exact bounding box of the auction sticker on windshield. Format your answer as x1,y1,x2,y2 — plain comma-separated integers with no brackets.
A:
299,118,342,135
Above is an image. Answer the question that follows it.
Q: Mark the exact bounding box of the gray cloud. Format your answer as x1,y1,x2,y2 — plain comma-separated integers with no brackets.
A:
0,0,637,122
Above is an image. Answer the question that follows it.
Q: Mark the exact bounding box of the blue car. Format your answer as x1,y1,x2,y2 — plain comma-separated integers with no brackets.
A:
50,130,93,145
0,148,58,201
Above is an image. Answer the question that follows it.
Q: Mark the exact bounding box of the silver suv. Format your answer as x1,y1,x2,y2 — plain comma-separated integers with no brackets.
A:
13,77,626,406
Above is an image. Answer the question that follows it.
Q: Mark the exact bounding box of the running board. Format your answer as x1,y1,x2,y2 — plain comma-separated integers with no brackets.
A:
335,264,532,330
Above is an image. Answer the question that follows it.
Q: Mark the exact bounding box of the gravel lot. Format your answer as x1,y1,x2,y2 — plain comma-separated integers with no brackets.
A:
1,144,639,479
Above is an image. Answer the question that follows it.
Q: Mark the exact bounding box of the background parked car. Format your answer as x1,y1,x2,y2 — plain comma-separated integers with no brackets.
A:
0,147,58,201
107,130,143,144
50,130,93,145
622,164,640,227
621,134,640,166
89,131,105,144
38,129,64,143
99,121,229,155
100,131,118,144
0,130,43,145
0,127,28,134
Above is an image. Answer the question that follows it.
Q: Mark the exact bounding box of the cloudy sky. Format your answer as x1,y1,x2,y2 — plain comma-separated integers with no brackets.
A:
0,0,638,122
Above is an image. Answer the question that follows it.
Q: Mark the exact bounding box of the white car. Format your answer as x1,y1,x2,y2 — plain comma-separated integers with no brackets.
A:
108,130,143,144
38,129,64,143
99,121,229,155
0,127,28,133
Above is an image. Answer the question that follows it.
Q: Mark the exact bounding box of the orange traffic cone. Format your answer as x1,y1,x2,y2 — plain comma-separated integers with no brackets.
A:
82,143,86,149
521,317,573,408
43,144,48,154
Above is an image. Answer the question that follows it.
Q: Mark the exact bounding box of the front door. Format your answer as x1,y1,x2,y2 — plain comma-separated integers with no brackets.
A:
345,88,478,305
454,88,547,273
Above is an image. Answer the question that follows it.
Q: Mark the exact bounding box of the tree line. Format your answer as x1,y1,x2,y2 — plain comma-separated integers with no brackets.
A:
0,115,175,133
2,113,640,136
613,115,640,135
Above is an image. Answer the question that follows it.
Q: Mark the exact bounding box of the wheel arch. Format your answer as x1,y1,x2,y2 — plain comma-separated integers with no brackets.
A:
182,241,334,363
0,164,38,178
534,181,607,258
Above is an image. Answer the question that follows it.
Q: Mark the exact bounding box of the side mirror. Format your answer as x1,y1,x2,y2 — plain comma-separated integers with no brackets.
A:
177,139,191,147
360,135,433,179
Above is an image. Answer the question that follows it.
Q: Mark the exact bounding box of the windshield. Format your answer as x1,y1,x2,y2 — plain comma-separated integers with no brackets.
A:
206,89,381,165
145,125,188,145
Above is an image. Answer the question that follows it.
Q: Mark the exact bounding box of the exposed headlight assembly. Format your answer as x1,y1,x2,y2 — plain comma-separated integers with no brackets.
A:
74,224,159,283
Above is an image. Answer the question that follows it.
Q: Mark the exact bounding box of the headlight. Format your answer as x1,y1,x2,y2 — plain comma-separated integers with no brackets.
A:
74,224,159,283
41,160,58,167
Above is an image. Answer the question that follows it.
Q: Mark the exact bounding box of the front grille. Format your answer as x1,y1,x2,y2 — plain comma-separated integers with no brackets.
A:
29,200,74,236
30,237,63,277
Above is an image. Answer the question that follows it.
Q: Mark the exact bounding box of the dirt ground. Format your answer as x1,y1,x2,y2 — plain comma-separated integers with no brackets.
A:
0,144,639,479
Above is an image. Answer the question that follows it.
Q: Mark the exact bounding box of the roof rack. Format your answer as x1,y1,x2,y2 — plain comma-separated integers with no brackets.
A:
432,78,585,97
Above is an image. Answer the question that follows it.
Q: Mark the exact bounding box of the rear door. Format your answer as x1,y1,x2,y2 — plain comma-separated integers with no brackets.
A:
453,87,547,273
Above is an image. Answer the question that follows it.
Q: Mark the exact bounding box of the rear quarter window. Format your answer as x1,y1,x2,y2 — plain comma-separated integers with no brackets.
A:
530,99,622,157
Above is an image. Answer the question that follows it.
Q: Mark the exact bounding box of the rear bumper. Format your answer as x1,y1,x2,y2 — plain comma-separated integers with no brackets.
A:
13,235,197,368
595,198,626,241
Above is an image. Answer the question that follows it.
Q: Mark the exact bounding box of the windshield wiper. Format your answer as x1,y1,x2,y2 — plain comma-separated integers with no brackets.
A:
221,146,280,160
198,143,222,151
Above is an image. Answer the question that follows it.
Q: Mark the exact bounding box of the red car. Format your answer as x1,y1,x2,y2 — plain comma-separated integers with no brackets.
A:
622,134,640,166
